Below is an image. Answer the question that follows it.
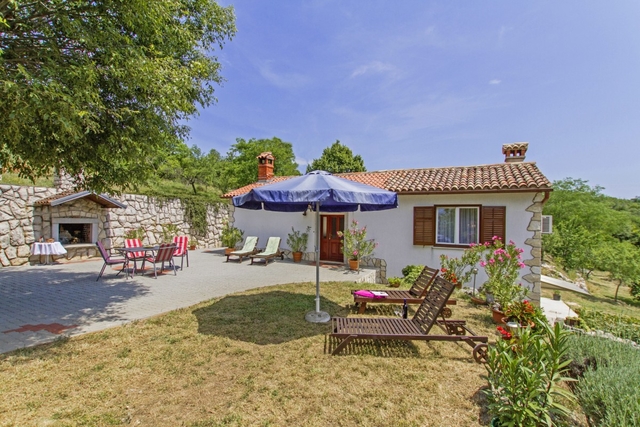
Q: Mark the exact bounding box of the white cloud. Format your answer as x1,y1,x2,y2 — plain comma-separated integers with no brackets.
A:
350,61,398,78
499,26,513,41
489,79,502,85
295,156,308,166
258,61,309,89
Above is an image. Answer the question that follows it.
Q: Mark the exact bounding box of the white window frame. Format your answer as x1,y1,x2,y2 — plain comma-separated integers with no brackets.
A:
542,215,553,234
435,206,480,245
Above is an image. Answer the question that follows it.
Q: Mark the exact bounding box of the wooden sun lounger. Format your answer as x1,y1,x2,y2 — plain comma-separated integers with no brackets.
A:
250,237,284,266
352,266,457,314
331,277,489,363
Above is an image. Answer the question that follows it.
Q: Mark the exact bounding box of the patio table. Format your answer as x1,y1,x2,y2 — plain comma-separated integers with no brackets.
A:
115,245,176,278
31,242,67,264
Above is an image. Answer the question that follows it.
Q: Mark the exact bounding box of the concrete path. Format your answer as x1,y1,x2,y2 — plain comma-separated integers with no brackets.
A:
541,274,590,295
540,297,579,324
0,249,375,354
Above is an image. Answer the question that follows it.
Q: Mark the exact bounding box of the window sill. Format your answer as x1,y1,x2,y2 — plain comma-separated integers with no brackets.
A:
434,243,473,249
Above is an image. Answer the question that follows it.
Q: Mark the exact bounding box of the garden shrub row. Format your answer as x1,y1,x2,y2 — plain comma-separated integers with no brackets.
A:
565,333,640,427
576,307,640,344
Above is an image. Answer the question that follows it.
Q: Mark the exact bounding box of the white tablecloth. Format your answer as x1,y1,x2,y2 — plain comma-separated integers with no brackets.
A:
31,242,68,256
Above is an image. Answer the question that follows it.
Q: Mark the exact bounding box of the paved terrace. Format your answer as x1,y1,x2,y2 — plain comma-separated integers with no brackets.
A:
0,250,376,354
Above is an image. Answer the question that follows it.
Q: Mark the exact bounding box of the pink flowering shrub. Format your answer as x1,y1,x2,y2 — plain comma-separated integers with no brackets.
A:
337,220,377,261
477,236,528,309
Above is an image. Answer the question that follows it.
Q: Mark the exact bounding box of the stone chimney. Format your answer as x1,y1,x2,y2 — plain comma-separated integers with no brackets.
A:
257,152,275,182
502,142,528,163
53,168,77,192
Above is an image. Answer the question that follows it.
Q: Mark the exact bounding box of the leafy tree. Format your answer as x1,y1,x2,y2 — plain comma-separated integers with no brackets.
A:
544,178,635,240
221,137,300,191
598,241,640,301
306,140,366,174
542,218,603,276
543,178,640,296
0,0,236,193
158,144,222,195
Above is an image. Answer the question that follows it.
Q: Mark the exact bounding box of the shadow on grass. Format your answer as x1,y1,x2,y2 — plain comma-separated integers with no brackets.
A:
192,291,345,345
472,386,492,426
324,335,423,358
577,291,640,310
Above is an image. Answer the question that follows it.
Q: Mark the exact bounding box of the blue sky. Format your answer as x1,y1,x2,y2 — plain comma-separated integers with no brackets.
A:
187,1,640,199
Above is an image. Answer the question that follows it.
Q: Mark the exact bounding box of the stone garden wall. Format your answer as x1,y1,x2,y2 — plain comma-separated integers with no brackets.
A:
0,185,57,266
0,184,231,266
105,194,230,251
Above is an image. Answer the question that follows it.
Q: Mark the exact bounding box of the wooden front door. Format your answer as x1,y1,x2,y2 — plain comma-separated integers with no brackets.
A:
320,215,345,262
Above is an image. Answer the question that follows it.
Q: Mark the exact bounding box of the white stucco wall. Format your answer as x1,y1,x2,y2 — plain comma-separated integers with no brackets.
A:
351,193,536,282
233,207,318,253
232,191,541,293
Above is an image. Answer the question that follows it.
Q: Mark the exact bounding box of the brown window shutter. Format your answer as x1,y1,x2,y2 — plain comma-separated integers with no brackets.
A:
480,206,506,244
414,206,435,245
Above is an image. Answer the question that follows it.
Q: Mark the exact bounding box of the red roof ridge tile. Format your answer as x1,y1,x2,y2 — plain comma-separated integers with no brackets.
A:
222,161,551,198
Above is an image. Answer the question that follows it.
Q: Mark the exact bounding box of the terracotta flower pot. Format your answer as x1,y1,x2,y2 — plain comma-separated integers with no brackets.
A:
224,247,234,256
492,309,506,324
292,252,303,263
502,317,535,329
470,296,487,305
348,259,359,271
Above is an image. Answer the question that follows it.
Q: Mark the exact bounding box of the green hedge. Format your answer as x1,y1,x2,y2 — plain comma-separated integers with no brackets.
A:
565,334,640,426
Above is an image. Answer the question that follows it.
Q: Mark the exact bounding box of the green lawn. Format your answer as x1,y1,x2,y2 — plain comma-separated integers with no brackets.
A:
0,281,502,427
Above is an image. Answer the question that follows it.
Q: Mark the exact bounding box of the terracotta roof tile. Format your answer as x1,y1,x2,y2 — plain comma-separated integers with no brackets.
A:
34,191,127,208
222,162,552,198
34,191,76,205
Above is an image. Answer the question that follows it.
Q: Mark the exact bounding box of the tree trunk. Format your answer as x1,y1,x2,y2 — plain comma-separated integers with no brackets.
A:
614,279,622,301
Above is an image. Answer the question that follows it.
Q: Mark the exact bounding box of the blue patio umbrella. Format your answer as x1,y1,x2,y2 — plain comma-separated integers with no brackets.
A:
233,170,398,323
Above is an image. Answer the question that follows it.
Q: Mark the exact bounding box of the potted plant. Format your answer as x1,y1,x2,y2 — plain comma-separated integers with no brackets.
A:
160,223,179,244
501,300,543,328
553,290,561,301
220,223,243,255
337,219,377,270
286,226,311,262
188,239,197,251
124,226,146,242
387,277,403,288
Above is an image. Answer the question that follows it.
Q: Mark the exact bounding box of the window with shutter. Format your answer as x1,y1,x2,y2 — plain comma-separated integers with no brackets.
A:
413,206,435,245
414,205,506,247
480,206,506,244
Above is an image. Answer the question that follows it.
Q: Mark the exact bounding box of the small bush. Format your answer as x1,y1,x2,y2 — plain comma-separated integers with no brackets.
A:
565,334,640,427
401,264,424,285
387,277,403,287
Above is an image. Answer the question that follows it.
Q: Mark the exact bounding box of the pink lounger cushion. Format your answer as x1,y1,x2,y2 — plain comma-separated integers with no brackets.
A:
354,290,387,299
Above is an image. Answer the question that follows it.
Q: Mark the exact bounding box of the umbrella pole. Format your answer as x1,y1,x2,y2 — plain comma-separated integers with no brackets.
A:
315,202,321,313
305,201,330,323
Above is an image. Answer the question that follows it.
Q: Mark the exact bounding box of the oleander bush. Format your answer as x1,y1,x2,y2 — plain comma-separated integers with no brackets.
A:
565,333,640,426
485,322,576,427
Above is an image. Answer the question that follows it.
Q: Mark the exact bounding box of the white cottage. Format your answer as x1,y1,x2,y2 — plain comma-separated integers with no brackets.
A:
223,143,552,302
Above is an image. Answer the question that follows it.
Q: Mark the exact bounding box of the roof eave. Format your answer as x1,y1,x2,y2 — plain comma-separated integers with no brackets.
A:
47,191,127,209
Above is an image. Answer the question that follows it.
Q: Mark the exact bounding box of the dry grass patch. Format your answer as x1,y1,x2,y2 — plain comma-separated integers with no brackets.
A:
0,281,498,427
